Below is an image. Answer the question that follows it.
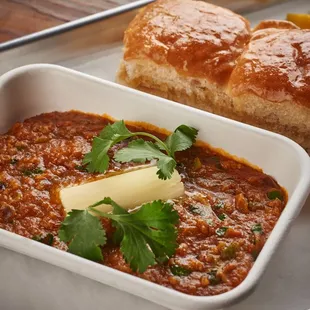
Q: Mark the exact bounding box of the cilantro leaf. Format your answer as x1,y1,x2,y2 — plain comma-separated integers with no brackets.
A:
156,157,176,180
114,139,176,180
114,139,163,163
83,137,111,173
58,210,106,261
83,120,198,179
99,120,132,140
90,198,179,273
164,125,198,157
83,121,133,173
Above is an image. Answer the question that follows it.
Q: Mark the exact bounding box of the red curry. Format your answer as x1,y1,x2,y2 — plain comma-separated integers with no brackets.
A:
0,111,286,296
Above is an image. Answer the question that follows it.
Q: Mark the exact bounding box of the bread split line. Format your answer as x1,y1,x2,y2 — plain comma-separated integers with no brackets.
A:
117,0,310,153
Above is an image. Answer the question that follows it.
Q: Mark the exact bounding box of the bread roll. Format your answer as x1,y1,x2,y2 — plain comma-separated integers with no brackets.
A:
117,0,310,153
228,22,310,152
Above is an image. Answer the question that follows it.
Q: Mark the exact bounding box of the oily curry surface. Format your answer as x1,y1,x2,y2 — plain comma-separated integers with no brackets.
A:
0,111,286,296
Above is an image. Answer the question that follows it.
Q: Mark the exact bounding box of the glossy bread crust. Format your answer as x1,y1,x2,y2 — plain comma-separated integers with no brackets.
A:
229,26,310,109
123,0,251,85
118,0,310,152
252,19,299,31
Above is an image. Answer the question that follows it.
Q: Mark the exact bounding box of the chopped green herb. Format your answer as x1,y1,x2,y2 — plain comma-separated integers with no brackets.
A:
214,201,225,210
207,269,221,285
189,204,202,215
221,243,238,260
22,167,44,176
216,227,228,237
206,219,213,226
218,213,227,221
170,265,191,276
188,204,213,223
75,164,88,172
251,223,263,233
267,190,283,201
248,201,262,211
10,158,18,165
59,198,179,273
32,233,54,246
83,120,198,180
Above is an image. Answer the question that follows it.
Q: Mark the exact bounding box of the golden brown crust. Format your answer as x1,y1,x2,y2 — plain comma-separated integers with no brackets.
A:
118,63,310,154
118,0,310,153
123,0,251,85
228,29,310,108
253,20,299,31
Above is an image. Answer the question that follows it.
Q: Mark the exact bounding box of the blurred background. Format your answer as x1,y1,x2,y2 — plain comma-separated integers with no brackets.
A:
0,0,296,44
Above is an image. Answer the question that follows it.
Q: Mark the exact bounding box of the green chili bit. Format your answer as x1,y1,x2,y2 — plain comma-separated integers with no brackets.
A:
267,190,283,201
189,205,203,215
170,265,192,276
216,227,228,237
22,167,44,176
217,213,227,221
251,223,263,233
207,269,221,285
213,201,225,210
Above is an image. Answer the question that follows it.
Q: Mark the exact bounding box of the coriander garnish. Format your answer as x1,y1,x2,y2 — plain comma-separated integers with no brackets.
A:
267,190,283,201
83,121,198,180
59,198,179,273
59,210,106,261
216,227,228,237
251,223,263,233
170,265,191,276
22,167,44,176
213,201,225,210
207,269,221,285
218,213,227,221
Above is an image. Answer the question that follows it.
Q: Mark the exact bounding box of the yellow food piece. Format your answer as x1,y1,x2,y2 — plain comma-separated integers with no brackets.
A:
60,166,184,213
287,13,310,29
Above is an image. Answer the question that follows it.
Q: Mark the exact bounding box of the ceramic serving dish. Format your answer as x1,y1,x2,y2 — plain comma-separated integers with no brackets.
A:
0,64,309,310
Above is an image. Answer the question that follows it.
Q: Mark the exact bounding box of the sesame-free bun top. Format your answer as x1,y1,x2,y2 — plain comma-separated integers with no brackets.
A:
229,21,310,108
253,19,299,31
123,0,251,85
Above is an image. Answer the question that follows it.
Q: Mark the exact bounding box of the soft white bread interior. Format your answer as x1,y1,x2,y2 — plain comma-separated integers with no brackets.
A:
117,0,310,153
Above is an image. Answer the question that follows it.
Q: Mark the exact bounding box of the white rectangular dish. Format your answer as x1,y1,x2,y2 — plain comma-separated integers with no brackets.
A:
0,64,309,310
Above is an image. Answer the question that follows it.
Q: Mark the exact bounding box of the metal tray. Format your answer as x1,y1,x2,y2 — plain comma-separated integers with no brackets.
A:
0,0,293,52
1,0,309,78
